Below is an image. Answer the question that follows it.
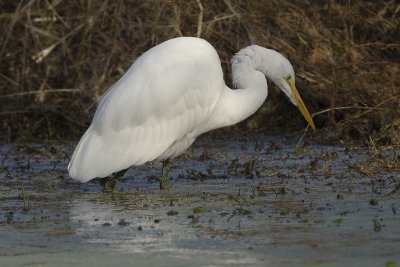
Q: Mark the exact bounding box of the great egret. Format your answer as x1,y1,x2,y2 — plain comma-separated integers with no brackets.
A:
68,37,315,191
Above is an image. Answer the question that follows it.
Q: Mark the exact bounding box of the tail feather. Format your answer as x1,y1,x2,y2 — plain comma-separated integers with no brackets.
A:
68,125,173,182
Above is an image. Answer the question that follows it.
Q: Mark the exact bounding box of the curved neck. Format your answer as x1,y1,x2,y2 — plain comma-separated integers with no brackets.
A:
232,45,284,88
207,46,274,130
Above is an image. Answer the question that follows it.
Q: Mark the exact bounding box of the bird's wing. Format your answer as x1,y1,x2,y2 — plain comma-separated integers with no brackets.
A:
68,39,224,181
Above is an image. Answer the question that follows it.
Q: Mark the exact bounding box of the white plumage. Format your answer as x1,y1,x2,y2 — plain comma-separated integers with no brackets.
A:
68,37,315,182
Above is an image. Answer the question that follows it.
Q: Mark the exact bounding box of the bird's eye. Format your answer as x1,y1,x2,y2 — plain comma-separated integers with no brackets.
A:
284,75,292,81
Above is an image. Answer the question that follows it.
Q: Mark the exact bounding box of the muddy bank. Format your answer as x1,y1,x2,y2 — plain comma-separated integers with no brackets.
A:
0,134,399,266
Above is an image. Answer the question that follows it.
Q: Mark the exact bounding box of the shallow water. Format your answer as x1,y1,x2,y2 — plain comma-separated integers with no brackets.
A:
0,134,399,266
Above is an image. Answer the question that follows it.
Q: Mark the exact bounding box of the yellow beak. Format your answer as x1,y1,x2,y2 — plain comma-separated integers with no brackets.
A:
286,77,316,131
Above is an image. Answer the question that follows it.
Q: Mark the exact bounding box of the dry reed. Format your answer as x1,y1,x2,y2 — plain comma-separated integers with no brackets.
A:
0,0,399,144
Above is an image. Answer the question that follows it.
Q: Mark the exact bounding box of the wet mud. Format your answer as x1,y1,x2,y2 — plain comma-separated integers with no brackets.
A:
0,134,399,266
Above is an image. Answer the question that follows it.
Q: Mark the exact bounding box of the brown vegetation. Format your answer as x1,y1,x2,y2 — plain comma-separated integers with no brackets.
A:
0,0,399,144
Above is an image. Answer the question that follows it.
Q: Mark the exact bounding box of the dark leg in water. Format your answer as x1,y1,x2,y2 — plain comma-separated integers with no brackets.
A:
160,159,171,190
102,169,128,193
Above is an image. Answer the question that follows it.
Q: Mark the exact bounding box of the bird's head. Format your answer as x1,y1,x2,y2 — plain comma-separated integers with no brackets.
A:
232,45,316,131
267,51,316,131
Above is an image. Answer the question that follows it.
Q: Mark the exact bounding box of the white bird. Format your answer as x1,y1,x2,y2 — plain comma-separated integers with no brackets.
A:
68,37,315,191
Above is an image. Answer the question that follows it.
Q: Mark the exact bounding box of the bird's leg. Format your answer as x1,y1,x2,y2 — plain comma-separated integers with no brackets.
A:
102,169,128,193
160,159,171,190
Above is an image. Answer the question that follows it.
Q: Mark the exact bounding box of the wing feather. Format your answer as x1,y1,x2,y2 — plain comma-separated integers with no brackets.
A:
68,38,224,182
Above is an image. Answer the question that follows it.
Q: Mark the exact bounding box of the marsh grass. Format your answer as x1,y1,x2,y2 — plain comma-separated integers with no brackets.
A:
0,0,399,144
